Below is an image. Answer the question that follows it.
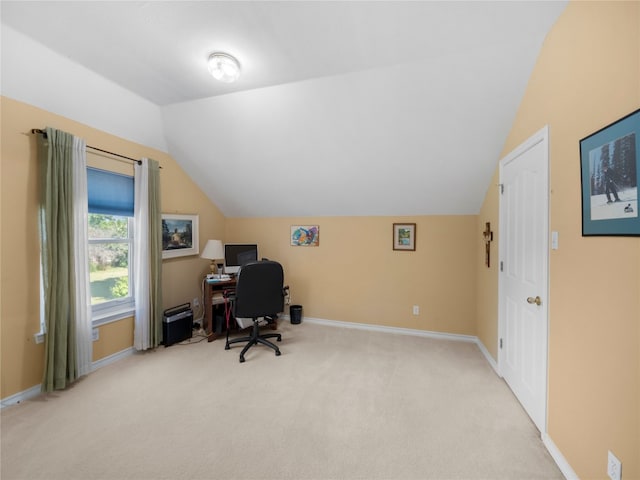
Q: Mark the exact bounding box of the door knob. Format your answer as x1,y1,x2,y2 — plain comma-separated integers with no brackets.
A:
527,296,542,306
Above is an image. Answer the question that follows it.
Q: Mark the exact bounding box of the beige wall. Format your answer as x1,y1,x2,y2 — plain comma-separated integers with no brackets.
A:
476,1,640,478
0,97,225,398
226,216,477,335
476,168,500,360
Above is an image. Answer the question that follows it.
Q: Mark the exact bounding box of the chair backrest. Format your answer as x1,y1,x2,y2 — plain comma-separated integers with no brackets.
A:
233,260,285,319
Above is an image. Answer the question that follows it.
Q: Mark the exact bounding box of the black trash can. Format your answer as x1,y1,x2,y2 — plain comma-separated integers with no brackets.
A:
290,305,303,324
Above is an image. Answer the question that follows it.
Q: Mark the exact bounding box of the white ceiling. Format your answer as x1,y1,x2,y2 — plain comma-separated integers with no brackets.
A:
1,1,567,217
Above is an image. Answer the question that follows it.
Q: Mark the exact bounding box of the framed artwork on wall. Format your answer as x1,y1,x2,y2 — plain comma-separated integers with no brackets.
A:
291,225,319,246
162,214,199,258
580,108,639,236
393,223,416,251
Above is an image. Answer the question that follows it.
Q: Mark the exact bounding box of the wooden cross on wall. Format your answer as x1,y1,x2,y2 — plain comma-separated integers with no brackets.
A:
483,222,493,268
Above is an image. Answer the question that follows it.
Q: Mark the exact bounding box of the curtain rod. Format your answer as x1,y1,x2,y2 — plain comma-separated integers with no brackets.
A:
31,129,142,165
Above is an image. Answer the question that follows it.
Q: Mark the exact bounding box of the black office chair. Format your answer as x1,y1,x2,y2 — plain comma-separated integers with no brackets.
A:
224,260,288,363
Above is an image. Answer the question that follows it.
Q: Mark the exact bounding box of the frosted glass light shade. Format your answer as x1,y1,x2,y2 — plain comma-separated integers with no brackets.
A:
207,53,241,83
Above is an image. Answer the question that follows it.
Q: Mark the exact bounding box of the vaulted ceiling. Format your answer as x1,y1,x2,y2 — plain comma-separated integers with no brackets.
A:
1,1,567,217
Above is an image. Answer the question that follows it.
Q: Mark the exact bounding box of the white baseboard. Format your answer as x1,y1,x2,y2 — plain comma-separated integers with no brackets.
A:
542,433,579,479
0,384,42,408
292,315,498,375
91,346,134,371
288,314,496,372
475,338,500,376
1,346,135,409
295,315,477,343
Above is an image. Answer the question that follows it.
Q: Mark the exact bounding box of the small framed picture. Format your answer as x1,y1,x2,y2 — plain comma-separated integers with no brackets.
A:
580,108,639,236
393,223,416,251
291,225,320,246
162,214,199,258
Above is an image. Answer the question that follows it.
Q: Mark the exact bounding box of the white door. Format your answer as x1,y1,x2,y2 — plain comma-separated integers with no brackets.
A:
499,126,549,433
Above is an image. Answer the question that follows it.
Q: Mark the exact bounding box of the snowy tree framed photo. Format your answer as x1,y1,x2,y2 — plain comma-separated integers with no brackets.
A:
580,108,639,236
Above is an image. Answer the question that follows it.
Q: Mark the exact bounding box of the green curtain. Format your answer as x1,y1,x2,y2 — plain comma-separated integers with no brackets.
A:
148,159,163,346
38,128,78,392
133,158,163,349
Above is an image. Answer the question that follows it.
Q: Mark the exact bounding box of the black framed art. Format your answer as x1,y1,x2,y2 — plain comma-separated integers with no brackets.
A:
580,108,639,236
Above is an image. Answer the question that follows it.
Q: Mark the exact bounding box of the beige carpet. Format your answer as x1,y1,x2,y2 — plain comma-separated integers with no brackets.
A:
1,321,563,480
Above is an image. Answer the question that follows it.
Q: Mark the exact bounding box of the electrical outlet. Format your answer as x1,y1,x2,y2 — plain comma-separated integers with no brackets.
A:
607,450,621,480
193,297,200,307
412,305,420,315
92,328,99,342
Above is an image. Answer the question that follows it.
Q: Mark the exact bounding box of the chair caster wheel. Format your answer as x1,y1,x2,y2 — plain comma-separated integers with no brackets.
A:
225,345,230,350
239,356,245,363
277,337,282,342
275,350,281,356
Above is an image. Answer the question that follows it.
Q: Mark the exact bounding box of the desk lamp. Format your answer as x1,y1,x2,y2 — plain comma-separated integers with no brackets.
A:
201,239,224,274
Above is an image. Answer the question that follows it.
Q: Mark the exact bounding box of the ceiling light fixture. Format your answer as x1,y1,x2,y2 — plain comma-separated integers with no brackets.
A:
207,52,241,83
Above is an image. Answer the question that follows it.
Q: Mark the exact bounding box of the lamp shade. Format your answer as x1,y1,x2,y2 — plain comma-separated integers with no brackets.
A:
207,52,241,83
201,239,224,260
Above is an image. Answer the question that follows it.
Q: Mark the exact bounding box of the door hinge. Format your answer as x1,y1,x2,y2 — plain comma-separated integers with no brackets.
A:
498,183,504,194
500,338,503,349
500,261,504,272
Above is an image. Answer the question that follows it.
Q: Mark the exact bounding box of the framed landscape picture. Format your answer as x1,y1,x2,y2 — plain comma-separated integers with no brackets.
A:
580,109,639,236
162,214,199,258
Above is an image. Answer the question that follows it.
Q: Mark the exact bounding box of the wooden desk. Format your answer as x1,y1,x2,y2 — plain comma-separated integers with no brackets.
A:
204,278,236,341
203,277,279,342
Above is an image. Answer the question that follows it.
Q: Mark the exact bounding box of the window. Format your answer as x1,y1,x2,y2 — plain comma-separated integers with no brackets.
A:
87,168,135,324
89,215,134,312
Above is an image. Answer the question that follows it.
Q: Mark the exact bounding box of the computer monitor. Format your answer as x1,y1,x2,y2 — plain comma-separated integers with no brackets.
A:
223,243,258,275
